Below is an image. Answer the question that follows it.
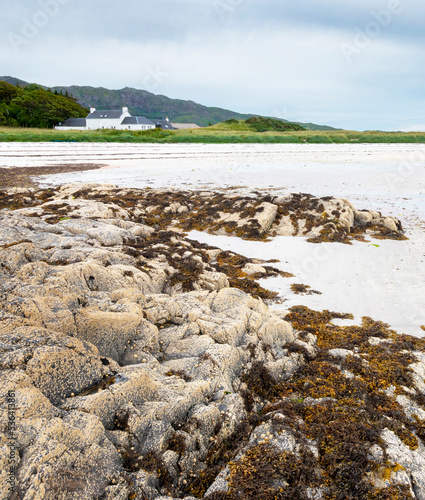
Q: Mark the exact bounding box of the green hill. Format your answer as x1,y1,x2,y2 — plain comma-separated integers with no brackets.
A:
211,117,305,132
0,76,337,130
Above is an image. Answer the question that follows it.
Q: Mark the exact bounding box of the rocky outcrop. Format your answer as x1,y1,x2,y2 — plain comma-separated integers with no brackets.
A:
0,183,406,244
0,255,307,498
1,184,421,500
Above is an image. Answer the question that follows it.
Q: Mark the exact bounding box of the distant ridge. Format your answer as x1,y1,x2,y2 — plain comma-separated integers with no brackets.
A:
1,76,29,88
0,76,337,130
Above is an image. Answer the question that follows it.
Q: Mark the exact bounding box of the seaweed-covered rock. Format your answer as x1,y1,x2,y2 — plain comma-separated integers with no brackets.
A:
0,184,418,499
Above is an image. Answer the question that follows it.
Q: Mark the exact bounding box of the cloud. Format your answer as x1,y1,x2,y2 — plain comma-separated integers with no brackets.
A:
1,0,424,130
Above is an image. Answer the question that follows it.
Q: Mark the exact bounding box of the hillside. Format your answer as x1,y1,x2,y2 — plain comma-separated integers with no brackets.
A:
0,76,336,130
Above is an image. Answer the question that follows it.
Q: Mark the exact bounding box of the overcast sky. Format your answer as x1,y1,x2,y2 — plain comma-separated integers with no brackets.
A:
2,0,424,130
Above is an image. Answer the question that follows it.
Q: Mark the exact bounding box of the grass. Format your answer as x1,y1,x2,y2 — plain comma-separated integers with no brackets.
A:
1,124,425,143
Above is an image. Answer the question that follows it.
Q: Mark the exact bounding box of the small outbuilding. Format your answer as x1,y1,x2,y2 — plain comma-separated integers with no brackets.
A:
152,117,176,130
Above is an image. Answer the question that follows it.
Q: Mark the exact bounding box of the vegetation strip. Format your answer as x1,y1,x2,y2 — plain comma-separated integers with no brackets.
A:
2,124,425,143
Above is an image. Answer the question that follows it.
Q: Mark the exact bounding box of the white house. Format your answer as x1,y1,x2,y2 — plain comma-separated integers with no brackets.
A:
86,107,131,130
56,107,157,131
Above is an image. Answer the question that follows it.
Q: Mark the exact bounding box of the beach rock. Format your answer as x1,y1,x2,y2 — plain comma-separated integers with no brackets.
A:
196,271,229,291
382,217,399,232
41,198,129,219
73,305,146,361
0,184,415,499
381,429,425,497
17,412,121,500
0,326,106,404
0,241,45,274
354,209,374,225
242,263,267,275
0,371,59,423
58,219,135,246
255,202,278,231
258,316,295,347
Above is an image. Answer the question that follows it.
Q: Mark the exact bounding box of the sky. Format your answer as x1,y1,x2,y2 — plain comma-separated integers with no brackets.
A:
1,0,425,131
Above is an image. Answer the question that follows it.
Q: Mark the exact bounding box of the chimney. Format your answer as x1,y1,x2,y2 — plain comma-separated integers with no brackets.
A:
122,107,129,114
166,116,169,122
90,107,96,114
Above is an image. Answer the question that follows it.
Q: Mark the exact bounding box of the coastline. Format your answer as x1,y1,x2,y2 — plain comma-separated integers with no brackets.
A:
2,142,424,337
1,144,425,498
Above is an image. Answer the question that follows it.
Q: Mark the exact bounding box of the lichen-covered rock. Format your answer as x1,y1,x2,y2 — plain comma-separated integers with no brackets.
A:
0,327,106,404
17,412,121,500
0,184,417,499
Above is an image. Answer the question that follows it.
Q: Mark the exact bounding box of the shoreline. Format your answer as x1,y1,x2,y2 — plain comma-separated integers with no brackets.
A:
2,182,425,498
0,164,104,189
1,143,424,337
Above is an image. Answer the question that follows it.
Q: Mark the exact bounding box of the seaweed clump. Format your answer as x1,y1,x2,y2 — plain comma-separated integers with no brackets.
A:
257,306,425,498
215,307,423,499
290,283,322,295
227,443,319,499
121,232,291,301
182,415,261,498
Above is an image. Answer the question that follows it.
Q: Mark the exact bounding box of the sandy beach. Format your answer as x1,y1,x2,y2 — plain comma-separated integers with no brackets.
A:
1,142,424,336
3,142,425,498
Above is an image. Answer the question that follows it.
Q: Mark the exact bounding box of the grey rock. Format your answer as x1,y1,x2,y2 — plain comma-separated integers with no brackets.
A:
0,327,105,405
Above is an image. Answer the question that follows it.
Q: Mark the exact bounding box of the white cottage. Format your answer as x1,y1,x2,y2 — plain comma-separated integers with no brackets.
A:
56,107,157,131
86,107,131,130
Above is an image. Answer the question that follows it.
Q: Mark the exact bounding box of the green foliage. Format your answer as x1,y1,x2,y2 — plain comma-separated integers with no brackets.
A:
0,81,19,104
1,125,425,144
245,116,305,132
214,117,306,133
0,80,88,128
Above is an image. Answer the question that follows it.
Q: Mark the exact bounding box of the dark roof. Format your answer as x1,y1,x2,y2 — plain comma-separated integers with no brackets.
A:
121,116,155,125
87,110,124,119
59,118,86,127
153,119,176,130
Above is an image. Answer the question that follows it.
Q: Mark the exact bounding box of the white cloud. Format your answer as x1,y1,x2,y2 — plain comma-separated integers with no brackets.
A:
1,0,424,130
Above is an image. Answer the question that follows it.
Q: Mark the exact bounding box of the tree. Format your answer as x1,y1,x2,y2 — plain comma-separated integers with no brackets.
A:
0,81,20,104
0,81,88,128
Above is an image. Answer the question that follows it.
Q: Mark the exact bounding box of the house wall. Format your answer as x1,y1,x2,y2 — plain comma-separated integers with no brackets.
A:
86,118,122,130
86,110,131,130
117,124,155,131
55,126,87,131
55,123,155,131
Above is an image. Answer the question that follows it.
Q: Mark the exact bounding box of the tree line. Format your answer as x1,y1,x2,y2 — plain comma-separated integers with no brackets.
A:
0,81,88,129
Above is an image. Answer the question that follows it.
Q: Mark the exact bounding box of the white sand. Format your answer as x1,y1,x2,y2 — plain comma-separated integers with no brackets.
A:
1,142,424,336
188,230,425,336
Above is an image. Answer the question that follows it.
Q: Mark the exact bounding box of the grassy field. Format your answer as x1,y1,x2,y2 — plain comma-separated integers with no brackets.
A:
1,122,425,143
